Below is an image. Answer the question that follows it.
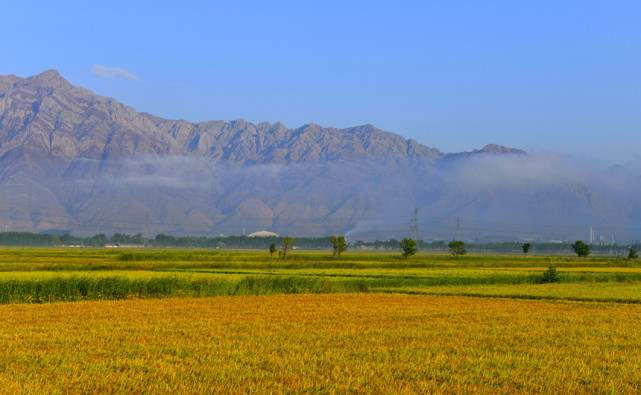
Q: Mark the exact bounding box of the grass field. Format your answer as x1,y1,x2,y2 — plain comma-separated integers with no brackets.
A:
378,282,641,303
0,248,640,303
1,247,640,392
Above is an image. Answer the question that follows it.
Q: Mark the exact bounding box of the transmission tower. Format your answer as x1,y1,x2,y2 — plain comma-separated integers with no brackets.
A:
456,216,460,241
410,218,414,239
144,211,149,248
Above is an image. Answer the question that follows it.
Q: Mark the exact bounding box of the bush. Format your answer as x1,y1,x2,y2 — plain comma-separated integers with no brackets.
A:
541,267,559,283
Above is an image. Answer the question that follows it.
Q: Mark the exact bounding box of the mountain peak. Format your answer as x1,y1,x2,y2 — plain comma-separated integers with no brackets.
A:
37,69,62,78
480,144,526,155
26,69,71,89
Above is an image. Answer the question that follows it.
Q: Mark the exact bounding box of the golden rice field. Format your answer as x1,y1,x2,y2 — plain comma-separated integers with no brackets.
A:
1,294,640,393
1,248,641,392
378,282,641,302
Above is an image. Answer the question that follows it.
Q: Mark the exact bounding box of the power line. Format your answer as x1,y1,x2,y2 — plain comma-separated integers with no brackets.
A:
1,200,640,241
1,199,640,232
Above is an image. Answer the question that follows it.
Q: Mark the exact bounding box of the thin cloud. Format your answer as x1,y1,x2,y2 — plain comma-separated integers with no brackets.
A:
90,65,139,81
64,153,641,239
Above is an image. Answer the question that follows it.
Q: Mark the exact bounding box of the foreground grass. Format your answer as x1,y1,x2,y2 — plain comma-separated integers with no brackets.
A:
0,276,346,303
0,294,639,393
5,270,641,304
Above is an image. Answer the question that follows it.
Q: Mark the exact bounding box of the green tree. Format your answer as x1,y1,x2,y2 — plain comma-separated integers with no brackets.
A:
448,240,467,258
629,247,638,260
282,236,295,259
571,240,590,258
522,242,532,257
88,234,107,247
269,242,277,258
331,235,348,258
399,238,417,259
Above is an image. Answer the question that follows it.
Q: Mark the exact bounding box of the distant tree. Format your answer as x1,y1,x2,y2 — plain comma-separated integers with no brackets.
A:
88,234,107,247
331,235,348,258
60,233,80,246
282,236,295,259
269,242,277,258
629,247,638,260
399,238,417,259
571,240,590,258
522,243,532,257
448,240,467,258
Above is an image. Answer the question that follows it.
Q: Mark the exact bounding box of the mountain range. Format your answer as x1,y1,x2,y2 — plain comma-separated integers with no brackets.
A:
0,70,638,241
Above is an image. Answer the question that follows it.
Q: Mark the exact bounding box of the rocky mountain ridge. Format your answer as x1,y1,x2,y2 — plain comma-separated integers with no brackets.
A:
0,70,635,241
0,70,521,164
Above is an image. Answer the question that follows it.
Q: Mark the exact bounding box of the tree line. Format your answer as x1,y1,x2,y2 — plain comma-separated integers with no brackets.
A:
0,232,333,249
0,231,638,256
353,239,640,256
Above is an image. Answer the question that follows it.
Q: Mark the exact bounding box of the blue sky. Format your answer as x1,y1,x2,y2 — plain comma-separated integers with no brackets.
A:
1,1,639,162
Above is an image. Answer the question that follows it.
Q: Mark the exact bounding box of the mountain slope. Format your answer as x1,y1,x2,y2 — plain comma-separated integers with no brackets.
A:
0,70,447,164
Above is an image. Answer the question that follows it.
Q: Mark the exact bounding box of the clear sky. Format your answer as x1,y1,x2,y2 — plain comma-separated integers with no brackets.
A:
1,1,639,163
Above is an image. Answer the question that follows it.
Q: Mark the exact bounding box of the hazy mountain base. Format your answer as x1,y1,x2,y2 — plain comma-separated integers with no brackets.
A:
1,153,638,241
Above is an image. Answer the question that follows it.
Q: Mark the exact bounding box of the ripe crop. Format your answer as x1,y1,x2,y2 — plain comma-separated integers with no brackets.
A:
1,294,640,393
